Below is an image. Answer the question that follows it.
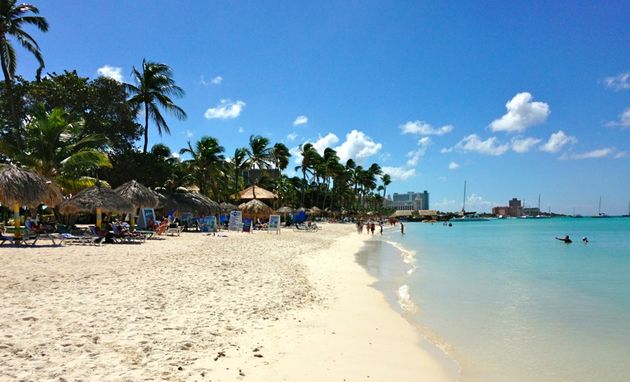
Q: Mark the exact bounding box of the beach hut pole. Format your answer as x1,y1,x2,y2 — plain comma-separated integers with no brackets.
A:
96,207,102,229
13,202,21,239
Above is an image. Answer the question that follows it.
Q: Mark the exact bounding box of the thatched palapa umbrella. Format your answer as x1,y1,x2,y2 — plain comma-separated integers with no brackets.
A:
0,165,62,237
308,206,322,215
276,206,292,214
59,183,134,228
160,192,220,215
219,202,238,213
237,186,278,201
239,199,273,220
114,180,158,230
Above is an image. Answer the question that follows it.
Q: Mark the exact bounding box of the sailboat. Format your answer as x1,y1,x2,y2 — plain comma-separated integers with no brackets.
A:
451,181,489,222
623,201,630,218
533,194,550,218
592,196,610,218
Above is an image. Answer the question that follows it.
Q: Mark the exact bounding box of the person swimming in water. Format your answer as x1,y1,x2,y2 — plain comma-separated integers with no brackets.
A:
555,235,572,243
582,237,589,244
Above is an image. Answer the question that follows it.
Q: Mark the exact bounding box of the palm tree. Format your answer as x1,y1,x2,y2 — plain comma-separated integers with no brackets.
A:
179,136,225,196
0,0,49,131
245,135,272,199
0,107,111,192
271,142,291,171
126,59,187,153
231,147,248,196
295,143,317,206
381,173,391,200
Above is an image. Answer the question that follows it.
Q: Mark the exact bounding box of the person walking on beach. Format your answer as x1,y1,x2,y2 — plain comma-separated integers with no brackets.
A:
370,222,375,235
379,222,383,235
400,222,405,235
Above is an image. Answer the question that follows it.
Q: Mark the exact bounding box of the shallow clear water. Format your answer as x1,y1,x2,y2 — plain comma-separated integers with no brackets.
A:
364,217,630,382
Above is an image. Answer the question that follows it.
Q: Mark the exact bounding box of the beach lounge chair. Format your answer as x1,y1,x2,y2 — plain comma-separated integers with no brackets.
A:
166,223,183,236
0,233,17,246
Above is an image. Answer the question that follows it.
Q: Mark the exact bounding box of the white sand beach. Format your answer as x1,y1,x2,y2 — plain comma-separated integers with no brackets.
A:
0,224,450,381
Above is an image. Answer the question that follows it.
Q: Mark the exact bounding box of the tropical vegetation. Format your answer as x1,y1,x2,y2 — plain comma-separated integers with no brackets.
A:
0,1,394,216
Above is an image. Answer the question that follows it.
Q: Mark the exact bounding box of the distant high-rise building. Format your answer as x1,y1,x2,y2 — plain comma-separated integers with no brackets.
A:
390,191,429,210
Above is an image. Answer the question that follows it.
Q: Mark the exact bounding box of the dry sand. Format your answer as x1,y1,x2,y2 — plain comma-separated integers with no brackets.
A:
0,224,451,381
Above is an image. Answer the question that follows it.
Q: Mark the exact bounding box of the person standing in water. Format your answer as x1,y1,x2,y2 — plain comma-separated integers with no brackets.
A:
400,222,405,235
555,235,572,243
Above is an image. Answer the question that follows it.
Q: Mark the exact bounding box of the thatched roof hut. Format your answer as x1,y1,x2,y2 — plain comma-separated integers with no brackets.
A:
160,192,220,215
219,202,238,213
239,199,273,219
114,180,158,208
236,185,277,200
0,165,62,208
308,206,322,215
276,206,293,214
58,184,134,215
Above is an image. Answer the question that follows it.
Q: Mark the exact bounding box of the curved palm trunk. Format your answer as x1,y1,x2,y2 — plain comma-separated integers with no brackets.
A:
143,103,150,153
300,169,306,206
0,45,19,145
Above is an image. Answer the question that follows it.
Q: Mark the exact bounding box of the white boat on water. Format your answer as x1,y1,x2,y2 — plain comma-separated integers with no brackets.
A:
450,181,490,222
452,214,490,222
592,197,611,218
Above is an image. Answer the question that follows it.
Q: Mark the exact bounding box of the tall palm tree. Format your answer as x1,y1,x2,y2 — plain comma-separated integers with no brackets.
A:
126,59,187,153
179,136,225,196
231,147,248,196
245,135,272,199
381,173,391,200
271,142,291,171
295,143,317,207
0,0,49,131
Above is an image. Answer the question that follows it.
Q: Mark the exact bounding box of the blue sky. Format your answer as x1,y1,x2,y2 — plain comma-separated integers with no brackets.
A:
14,1,630,214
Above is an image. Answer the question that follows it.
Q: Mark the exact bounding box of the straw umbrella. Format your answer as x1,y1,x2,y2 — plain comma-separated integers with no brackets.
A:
0,165,62,238
161,192,220,215
58,183,134,229
239,199,273,220
309,206,322,215
220,202,238,213
114,180,158,230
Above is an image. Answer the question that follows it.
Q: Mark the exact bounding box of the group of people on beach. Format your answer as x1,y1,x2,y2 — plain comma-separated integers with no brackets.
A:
356,219,384,235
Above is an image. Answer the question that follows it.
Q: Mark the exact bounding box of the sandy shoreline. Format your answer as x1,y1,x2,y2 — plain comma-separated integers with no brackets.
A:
0,224,450,381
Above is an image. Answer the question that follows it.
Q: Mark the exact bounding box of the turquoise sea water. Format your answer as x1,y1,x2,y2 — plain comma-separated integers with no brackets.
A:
359,217,630,382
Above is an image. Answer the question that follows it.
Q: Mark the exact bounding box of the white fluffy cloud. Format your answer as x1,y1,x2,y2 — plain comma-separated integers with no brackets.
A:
450,134,510,156
490,92,550,133
96,65,123,82
448,161,459,170
238,127,245,133
211,76,223,85
335,130,382,163
312,133,340,155
204,99,246,119
605,108,630,128
560,148,615,160
400,121,454,136
293,115,308,126
287,132,298,141
381,166,416,181
540,130,577,153
603,72,630,91
406,137,431,166
511,136,542,153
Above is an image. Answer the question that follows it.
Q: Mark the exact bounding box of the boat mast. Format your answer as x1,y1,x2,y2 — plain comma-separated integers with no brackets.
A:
462,180,467,214
598,196,602,216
